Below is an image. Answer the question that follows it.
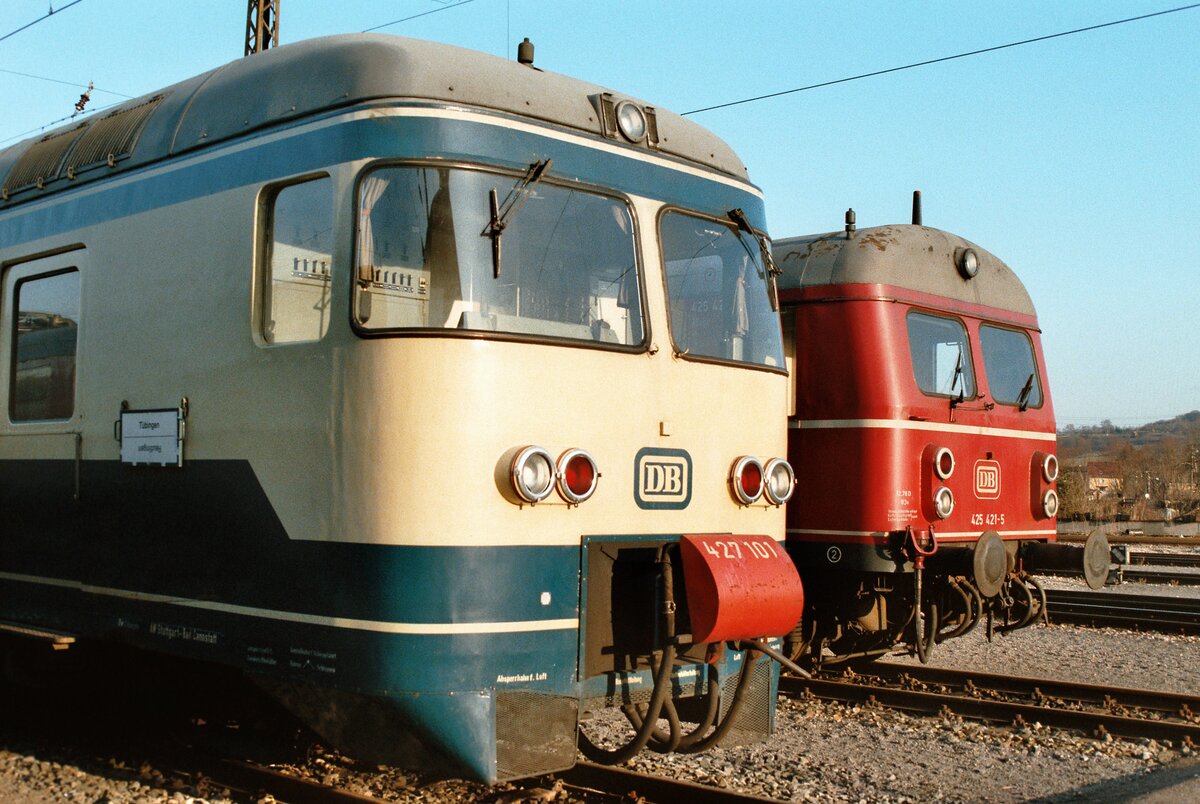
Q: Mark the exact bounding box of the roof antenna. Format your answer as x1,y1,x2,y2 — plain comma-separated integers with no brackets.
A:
517,37,535,65
912,190,923,226
844,208,856,240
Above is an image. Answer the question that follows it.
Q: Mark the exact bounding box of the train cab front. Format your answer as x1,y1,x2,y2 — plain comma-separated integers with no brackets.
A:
773,222,1109,668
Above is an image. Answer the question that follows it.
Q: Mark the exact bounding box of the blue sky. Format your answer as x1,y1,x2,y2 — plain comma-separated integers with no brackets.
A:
2,1,1197,427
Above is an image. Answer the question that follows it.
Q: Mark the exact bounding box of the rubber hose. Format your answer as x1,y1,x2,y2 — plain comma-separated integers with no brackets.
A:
677,646,760,753
577,643,677,765
914,602,937,663
626,661,723,752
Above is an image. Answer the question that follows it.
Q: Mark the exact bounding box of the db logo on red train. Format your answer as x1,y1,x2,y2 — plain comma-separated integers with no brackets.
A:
974,460,1001,500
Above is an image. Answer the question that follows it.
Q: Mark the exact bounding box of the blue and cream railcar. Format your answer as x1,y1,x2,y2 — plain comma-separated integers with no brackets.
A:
0,35,801,781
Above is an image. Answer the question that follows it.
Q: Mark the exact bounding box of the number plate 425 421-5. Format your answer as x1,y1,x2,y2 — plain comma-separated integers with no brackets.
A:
678,534,805,645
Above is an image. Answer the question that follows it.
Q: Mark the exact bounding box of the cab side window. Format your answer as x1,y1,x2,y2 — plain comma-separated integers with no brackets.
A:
906,311,975,399
262,176,334,344
980,324,1043,409
12,269,79,421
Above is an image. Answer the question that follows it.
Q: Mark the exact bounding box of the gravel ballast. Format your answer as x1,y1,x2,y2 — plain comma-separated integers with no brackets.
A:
2,581,1199,802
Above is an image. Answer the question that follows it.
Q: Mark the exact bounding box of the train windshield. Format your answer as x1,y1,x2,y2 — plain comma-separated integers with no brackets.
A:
354,165,643,346
659,211,784,369
906,311,976,398
980,325,1043,409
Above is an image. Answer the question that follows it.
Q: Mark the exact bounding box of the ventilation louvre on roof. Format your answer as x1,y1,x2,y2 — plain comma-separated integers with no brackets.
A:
67,94,165,173
2,124,88,194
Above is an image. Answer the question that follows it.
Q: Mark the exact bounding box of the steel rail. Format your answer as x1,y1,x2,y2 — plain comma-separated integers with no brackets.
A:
1118,567,1200,585
554,761,781,803
867,663,1199,718
1128,552,1200,568
176,757,384,803
778,672,1200,744
1045,589,1200,633
1057,533,1200,547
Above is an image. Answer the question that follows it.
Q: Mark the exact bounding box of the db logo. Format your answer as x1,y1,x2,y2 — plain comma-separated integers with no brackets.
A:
974,460,1001,500
634,448,692,510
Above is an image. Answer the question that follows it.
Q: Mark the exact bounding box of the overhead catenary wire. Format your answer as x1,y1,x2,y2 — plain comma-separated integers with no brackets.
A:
363,0,478,33
682,3,1200,116
0,0,86,45
0,67,131,98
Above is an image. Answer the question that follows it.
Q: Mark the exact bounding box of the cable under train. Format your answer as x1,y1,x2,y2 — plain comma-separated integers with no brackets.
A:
0,34,806,782
774,202,1109,667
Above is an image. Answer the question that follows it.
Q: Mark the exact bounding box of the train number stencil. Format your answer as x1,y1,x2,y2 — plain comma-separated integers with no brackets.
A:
633,447,693,509
701,538,780,561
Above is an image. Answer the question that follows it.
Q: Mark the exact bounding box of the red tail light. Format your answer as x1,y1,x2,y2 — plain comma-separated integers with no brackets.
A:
557,449,599,503
730,456,764,505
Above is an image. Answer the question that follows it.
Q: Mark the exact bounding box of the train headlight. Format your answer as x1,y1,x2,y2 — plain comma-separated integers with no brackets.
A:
763,458,795,505
730,456,764,505
615,101,647,142
1042,489,1060,519
957,248,979,279
557,449,599,504
511,446,555,503
934,486,955,519
1041,453,1059,484
934,447,955,480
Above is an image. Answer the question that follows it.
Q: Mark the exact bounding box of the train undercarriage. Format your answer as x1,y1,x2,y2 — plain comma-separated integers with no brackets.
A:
786,531,1111,669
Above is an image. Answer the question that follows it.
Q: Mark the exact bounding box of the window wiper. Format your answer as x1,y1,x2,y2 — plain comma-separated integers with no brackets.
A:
949,351,965,408
727,207,781,312
1017,373,1035,411
484,159,552,278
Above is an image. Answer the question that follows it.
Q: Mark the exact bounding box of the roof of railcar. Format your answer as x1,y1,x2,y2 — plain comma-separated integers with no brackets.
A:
773,224,1037,318
0,34,749,206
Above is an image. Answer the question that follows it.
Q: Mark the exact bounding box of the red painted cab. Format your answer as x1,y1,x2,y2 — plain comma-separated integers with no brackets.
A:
774,217,1107,667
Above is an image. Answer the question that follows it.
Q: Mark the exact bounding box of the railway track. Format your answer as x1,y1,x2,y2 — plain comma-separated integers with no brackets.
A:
780,665,1200,745
547,762,779,803
1057,533,1200,547
1128,551,1200,568
1045,588,1200,633
1117,566,1200,585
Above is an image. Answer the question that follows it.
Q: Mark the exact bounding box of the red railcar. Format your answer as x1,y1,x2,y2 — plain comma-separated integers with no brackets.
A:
774,218,1106,666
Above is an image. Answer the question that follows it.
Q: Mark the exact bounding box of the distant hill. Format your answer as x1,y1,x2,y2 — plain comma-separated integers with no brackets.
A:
1058,410,1199,459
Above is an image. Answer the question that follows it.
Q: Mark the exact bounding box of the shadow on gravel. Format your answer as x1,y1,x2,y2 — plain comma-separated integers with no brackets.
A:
1028,757,1200,803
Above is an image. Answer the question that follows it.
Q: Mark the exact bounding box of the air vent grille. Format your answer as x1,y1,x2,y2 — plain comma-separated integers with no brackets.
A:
68,94,164,172
2,124,88,194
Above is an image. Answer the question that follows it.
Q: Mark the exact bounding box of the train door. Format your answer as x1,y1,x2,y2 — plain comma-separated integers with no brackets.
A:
0,249,85,500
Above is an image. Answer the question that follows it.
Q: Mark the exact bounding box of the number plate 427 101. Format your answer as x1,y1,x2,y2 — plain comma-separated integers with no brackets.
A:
678,534,805,645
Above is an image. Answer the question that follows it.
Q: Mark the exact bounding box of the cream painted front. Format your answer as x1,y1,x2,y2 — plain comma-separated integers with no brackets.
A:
0,156,785,549
307,335,787,546
272,193,788,546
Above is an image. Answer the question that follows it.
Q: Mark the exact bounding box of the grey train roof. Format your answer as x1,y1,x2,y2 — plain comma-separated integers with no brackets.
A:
772,224,1037,318
0,34,748,204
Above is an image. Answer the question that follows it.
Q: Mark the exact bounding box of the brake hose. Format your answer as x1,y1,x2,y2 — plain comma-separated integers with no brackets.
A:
578,547,678,764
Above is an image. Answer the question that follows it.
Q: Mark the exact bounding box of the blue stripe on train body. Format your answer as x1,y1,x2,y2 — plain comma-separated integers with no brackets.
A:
3,105,768,249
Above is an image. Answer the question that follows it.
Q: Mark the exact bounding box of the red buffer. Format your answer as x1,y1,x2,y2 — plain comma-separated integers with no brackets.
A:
680,534,805,644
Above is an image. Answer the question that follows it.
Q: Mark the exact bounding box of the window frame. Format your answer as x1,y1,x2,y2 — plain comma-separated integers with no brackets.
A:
256,172,335,347
979,322,1044,410
904,308,977,401
9,266,80,423
655,205,786,375
347,158,649,353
